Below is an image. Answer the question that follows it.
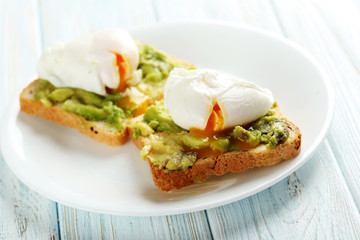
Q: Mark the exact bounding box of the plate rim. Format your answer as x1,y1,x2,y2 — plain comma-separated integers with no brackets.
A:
0,21,334,216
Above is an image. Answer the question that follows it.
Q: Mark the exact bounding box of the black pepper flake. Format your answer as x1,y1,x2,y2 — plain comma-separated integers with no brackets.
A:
90,127,94,131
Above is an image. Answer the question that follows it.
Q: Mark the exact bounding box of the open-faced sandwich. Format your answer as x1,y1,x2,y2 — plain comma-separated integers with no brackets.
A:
130,68,301,191
20,29,301,192
20,29,194,145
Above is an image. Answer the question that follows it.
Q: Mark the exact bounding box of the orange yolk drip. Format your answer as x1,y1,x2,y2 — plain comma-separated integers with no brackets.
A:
186,102,256,159
186,102,225,158
114,53,128,92
190,102,224,138
118,96,149,117
107,52,148,117
133,100,149,117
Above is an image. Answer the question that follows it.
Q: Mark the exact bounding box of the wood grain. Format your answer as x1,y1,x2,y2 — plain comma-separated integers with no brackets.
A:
271,0,360,209
0,1,59,239
311,0,360,208
207,142,360,239
0,163,59,240
58,208,211,240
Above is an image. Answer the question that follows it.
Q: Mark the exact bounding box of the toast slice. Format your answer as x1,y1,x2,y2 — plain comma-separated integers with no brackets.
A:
130,107,301,191
20,46,195,146
20,79,129,146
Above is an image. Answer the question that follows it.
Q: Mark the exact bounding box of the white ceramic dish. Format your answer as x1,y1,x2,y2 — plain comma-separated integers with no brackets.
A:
0,21,334,216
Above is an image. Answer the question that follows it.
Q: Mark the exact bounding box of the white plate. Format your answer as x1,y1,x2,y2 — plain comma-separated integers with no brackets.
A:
0,21,334,216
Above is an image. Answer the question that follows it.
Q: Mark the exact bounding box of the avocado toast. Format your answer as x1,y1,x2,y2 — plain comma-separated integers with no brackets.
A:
130,101,301,191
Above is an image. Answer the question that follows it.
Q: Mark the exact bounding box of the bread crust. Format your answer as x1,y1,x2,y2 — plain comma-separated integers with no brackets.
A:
20,80,128,146
130,114,301,191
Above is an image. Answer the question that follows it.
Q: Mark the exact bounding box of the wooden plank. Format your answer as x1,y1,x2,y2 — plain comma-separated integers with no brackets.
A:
309,0,360,207
271,0,360,208
38,0,212,238
207,142,360,239
0,0,59,239
59,208,211,239
0,165,60,240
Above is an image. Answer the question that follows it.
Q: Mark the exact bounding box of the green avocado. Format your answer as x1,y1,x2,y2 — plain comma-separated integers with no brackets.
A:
233,111,289,149
232,126,261,145
34,79,56,107
143,102,183,133
254,116,289,148
74,89,104,107
165,152,197,171
133,43,195,100
34,80,125,130
141,64,163,82
49,88,75,102
181,134,210,149
138,44,173,83
62,99,108,121
132,121,154,138
141,133,197,172
210,137,230,152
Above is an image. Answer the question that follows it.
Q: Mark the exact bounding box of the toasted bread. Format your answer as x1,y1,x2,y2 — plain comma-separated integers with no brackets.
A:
20,79,129,146
20,54,195,146
130,108,301,191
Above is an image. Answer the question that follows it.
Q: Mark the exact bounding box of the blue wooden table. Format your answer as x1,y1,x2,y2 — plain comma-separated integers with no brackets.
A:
1,0,360,239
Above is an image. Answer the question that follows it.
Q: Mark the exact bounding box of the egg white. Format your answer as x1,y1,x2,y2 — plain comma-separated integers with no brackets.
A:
37,29,139,96
164,68,274,130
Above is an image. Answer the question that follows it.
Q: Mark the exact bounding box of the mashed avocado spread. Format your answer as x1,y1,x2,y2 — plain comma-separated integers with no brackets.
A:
132,101,290,172
35,79,126,130
34,44,189,130
135,44,194,99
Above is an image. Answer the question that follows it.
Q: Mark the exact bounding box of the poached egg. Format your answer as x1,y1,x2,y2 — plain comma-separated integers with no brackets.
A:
37,29,139,96
164,68,274,133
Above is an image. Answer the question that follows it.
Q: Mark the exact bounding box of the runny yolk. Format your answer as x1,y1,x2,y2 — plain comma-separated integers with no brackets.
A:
186,102,227,159
190,102,224,138
114,53,128,92
133,101,149,117
109,51,129,93
187,103,225,158
110,51,148,117
118,95,149,117
186,102,257,159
